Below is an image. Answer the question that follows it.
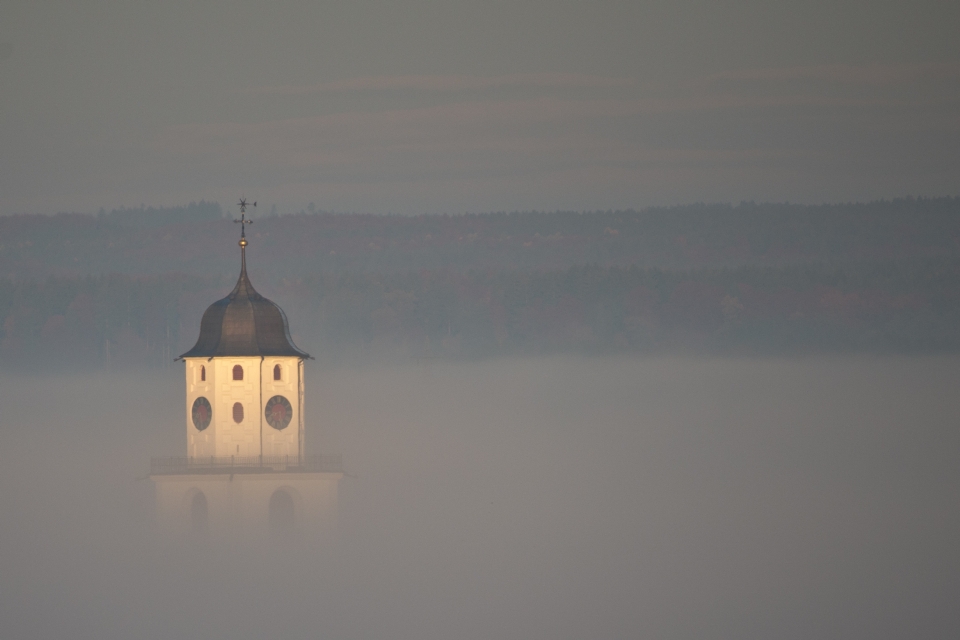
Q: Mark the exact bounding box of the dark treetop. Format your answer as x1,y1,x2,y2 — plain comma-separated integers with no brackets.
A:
178,243,309,359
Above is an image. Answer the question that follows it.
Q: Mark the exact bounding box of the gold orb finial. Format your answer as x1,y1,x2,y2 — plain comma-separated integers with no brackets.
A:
239,237,248,248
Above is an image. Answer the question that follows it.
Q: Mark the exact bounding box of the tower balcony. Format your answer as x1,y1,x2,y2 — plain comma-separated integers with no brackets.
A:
150,454,343,476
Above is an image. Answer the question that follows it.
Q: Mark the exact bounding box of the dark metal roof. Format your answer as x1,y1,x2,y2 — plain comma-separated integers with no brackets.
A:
178,248,310,359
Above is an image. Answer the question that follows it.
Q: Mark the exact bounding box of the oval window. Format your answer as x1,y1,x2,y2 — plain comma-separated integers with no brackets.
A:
191,396,212,431
265,395,293,430
233,402,244,423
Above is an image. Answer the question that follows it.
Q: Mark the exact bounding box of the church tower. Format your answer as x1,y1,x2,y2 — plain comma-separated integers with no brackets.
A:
178,220,309,461
151,204,341,538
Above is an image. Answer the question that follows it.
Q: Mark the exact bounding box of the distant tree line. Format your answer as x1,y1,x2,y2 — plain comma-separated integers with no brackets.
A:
94,201,225,228
1,197,959,281
3,258,959,369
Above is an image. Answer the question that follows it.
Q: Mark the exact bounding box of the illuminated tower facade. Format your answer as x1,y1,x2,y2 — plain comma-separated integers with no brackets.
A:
151,209,341,538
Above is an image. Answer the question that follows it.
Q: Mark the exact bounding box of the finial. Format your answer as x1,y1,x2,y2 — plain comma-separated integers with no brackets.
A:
234,197,256,247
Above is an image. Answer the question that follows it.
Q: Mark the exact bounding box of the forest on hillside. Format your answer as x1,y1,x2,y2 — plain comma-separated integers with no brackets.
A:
2,257,958,369
1,197,958,368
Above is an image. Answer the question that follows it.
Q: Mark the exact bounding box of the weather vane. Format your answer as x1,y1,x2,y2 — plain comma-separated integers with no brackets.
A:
235,197,256,247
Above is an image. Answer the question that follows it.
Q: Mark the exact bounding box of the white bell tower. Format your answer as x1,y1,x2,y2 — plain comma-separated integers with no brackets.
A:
151,200,341,538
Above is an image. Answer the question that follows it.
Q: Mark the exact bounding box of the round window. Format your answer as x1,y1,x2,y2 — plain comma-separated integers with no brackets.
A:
191,396,212,431
265,395,293,430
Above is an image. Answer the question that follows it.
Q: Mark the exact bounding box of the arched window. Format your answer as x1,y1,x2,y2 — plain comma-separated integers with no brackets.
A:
269,488,295,534
190,491,208,534
274,364,281,381
233,402,244,423
233,364,243,380
200,365,206,382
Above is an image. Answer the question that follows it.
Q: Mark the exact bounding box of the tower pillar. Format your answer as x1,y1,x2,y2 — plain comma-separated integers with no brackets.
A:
151,205,341,539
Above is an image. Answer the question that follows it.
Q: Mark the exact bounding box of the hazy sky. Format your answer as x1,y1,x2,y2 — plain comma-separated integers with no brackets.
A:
1,0,958,215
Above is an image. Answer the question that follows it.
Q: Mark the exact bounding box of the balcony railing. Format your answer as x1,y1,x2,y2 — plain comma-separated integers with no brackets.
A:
150,454,343,475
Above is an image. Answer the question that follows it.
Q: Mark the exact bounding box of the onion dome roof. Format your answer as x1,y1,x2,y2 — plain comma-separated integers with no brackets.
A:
178,240,309,359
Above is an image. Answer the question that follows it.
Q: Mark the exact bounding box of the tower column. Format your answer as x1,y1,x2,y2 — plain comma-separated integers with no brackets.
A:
153,199,341,539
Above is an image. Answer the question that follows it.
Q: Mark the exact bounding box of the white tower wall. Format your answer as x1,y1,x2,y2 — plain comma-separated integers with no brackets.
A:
185,356,304,458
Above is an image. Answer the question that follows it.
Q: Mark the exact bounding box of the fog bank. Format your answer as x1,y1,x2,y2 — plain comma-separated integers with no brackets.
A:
0,355,957,639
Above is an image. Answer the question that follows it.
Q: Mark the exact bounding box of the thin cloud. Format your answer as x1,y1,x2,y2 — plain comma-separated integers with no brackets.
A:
151,64,959,212
244,73,636,96
156,92,898,160
154,95,799,180
699,62,960,92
